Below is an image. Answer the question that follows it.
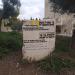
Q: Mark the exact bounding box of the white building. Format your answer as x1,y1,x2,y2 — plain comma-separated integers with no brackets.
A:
1,19,12,32
45,0,75,37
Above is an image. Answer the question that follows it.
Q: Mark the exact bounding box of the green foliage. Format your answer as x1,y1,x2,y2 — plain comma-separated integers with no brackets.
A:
0,32,22,58
2,0,21,19
11,24,22,31
8,17,22,31
37,55,75,73
50,0,75,13
55,36,72,52
37,36,74,73
11,21,22,31
0,47,9,58
19,59,30,65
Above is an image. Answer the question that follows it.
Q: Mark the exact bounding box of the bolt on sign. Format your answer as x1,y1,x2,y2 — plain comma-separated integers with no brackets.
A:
22,19,56,61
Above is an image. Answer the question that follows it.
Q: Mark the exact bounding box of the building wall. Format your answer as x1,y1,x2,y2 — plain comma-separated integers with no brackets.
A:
45,0,74,37
45,0,54,19
1,19,12,32
60,14,73,37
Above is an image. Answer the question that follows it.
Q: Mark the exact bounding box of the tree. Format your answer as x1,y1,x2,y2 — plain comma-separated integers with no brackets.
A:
50,0,75,13
10,17,22,31
2,0,21,18
0,0,21,31
0,9,3,31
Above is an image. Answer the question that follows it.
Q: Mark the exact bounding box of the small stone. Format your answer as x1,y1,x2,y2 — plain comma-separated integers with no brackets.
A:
16,62,19,68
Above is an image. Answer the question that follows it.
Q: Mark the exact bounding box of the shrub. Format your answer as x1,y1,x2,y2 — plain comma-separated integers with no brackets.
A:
55,36,72,52
19,59,30,65
37,36,74,73
0,47,9,58
0,32,22,57
37,55,75,73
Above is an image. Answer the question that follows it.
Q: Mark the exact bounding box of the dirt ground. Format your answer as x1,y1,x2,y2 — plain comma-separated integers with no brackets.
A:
0,50,51,75
0,50,75,75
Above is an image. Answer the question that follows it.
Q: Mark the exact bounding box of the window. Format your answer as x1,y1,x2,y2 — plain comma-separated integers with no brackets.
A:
56,26,61,34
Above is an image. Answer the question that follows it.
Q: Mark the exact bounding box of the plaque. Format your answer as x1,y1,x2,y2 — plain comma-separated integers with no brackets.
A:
22,19,56,61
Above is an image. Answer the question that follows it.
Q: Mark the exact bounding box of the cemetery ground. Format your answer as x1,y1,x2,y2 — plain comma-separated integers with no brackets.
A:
0,32,75,75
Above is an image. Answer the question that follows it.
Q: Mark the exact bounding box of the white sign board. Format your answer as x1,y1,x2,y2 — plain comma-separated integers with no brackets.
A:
22,19,56,61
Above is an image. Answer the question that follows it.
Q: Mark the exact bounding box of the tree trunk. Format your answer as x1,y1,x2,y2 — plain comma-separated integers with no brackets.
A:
0,18,2,32
72,30,75,49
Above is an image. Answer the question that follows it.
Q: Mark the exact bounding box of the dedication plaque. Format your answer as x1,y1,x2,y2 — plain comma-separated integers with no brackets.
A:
22,19,56,61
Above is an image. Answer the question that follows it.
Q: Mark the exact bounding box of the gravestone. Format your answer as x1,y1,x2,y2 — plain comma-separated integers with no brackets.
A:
22,19,56,61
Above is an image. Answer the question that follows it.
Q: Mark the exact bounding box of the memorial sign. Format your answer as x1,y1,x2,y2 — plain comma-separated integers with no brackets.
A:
22,19,56,61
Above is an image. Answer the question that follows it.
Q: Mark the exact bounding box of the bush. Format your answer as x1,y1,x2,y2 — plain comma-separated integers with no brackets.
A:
37,55,75,73
0,32,22,57
11,24,22,31
19,59,30,65
55,36,72,52
37,36,74,73
0,47,9,58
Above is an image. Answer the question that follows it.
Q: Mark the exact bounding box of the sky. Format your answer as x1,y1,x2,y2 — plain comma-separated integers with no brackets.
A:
18,0,45,20
0,0,44,20
0,0,3,9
